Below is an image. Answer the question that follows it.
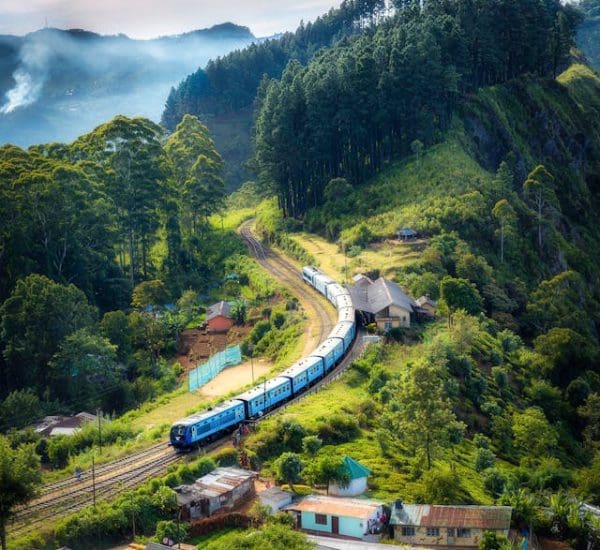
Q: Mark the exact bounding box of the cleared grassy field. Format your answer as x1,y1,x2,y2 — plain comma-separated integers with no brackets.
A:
288,232,423,281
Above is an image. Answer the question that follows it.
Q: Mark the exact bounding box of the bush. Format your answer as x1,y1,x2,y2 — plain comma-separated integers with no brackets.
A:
475,448,496,472
316,413,360,444
213,448,239,467
473,434,492,449
302,435,322,457
271,310,286,329
155,520,189,544
483,469,507,499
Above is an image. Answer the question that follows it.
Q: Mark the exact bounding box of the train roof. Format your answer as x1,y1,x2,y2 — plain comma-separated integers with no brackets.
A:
279,355,323,378
234,377,291,402
336,293,354,309
302,265,320,275
172,400,243,427
328,321,354,339
311,337,344,358
328,283,349,297
314,272,335,285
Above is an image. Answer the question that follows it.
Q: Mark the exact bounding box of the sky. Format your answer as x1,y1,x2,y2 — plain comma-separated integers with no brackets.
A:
0,0,340,38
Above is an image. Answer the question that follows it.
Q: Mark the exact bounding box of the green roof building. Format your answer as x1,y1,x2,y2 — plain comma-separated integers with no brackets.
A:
330,456,371,497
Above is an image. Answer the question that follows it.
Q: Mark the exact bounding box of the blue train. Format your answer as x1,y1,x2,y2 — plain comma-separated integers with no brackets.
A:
169,266,357,449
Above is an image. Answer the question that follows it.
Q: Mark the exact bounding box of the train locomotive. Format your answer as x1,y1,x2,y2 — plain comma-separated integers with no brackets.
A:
169,266,357,449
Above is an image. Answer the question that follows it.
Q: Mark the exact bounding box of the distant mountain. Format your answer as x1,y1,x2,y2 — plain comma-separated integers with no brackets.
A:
577,0,600,68
0,23,255,147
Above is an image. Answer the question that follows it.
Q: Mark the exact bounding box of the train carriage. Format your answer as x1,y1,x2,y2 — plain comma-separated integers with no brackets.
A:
311,337,344,372
313,272,335,296
280,355,324,393
235,377,292,418
326,283,348,307
327,320,355,351
170,400,245,449
302,266,320,285
338,303,355,324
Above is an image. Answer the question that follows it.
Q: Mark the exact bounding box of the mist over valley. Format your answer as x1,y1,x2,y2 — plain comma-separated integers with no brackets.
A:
0,24,255,146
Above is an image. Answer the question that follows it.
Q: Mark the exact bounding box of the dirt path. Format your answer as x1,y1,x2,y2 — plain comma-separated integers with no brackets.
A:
198,358,272,397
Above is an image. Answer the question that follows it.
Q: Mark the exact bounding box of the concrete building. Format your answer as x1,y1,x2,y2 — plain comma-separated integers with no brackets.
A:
390,503,512,548
258,486,293,513
175,467,256,520
348,276,417,330
285,495,387,540
329,456,371,497
206,301,233,332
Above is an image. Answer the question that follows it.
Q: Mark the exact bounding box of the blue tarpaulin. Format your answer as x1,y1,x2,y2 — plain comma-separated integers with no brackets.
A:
188,345,242,392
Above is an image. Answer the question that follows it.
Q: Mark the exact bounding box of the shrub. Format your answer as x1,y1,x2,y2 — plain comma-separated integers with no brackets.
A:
316,413,360,444
473,434,492,449
155,520,189,544
271,310,286,329
475,448,496,472
483,469,507,499
213,448,239,467
302,435,322,457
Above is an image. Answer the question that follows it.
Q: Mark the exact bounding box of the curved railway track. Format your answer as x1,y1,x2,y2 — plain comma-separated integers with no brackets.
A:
8,221,362,539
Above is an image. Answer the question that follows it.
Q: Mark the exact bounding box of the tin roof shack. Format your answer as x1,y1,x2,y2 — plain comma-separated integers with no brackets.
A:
348,276,417,330
206,301,233,333
258,487,293,514
175,467,257,520
398,227,418,240
285,495,387,540
329,456,371,497
390,503,512,548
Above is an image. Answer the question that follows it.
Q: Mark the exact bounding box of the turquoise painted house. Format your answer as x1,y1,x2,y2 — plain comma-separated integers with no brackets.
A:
329,456,371,496
285,495,387,540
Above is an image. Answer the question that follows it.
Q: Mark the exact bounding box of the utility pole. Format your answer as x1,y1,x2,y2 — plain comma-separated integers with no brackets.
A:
249,344,254,384
131,493,136,541
91,454,97,508
97,409,102,452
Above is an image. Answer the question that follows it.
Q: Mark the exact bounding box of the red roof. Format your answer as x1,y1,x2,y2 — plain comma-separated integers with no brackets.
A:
391,505,512,530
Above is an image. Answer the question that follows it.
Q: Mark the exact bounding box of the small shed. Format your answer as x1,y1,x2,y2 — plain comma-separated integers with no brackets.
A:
398,227,418,240
415,295,437,318
285,495,387,540
329,456,371,497
390,503,512,548
206,301,233,332
258,486,293,513
35,412,98,437
175,467,257,520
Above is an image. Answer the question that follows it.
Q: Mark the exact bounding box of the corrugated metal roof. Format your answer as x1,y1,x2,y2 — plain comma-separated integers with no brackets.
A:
176,467,256,501
207,301,231,321
285,495,383,518
348,277,416,315
390,505,512,530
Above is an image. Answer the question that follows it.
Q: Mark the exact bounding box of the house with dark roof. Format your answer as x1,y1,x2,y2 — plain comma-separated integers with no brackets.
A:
206,301,233,332
348,276,417,330
285,495,388,540
35,412,98,437
390,503,512,548
415,295,438,318
398,227,418,240
329,456,371,497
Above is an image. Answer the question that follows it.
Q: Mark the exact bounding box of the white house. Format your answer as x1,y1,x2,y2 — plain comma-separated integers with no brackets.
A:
329,456,371,497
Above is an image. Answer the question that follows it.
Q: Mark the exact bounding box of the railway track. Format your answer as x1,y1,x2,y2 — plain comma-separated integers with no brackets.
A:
238,220,335,348
8,221,362,540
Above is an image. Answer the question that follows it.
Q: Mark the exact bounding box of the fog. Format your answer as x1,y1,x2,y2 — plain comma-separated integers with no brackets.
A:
0,25,255,146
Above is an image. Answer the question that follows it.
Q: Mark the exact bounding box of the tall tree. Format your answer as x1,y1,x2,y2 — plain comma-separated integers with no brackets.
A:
394,361,458,469
492,199,517,263
0,436,41,550
522,165,559,253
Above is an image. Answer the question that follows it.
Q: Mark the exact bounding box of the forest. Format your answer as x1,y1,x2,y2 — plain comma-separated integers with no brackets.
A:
0,114,238,428
1,0,600,549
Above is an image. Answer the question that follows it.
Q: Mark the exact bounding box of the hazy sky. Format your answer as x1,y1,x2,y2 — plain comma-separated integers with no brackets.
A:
0,0,339,38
